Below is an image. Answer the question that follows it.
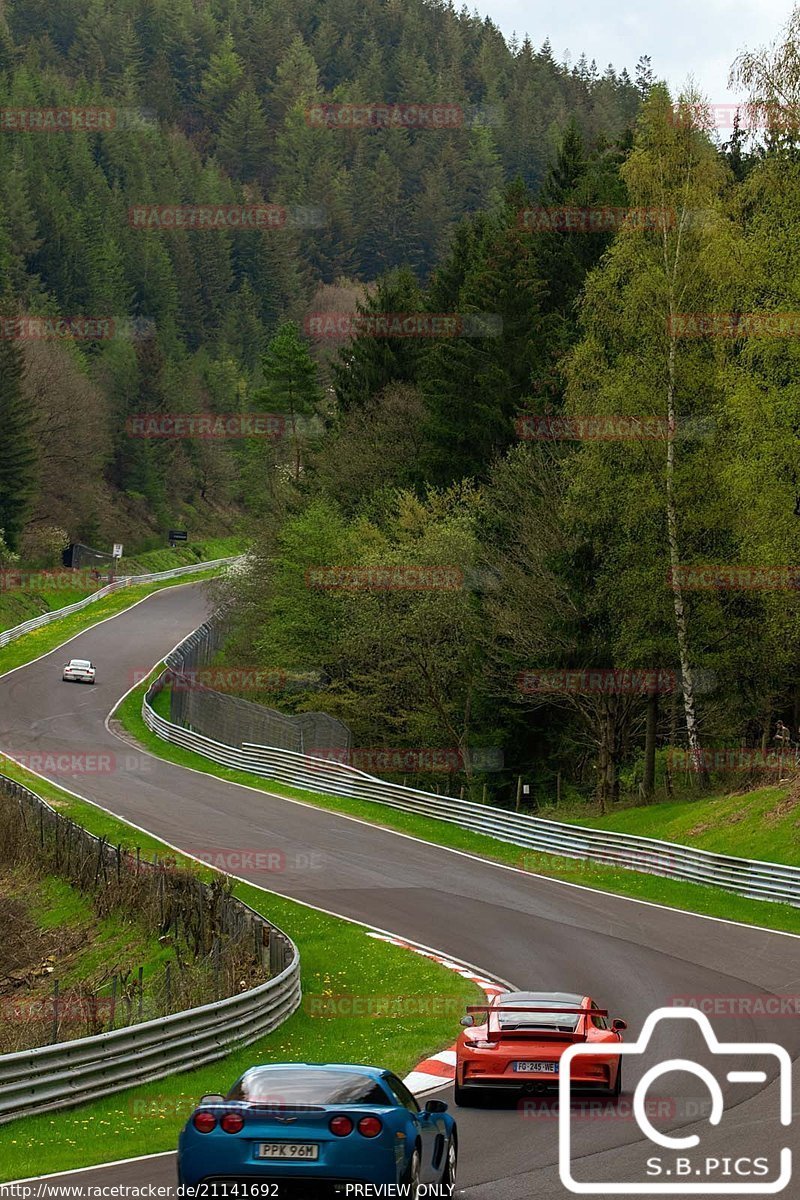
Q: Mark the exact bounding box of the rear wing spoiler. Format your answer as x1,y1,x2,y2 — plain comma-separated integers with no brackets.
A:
466,1006,607,1016
465,1005,606,1038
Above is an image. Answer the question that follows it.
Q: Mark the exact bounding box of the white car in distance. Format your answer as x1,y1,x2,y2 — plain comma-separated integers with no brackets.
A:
62,658,96,684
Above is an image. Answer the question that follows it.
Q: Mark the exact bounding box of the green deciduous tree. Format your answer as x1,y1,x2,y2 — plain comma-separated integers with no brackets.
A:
563,86,733,768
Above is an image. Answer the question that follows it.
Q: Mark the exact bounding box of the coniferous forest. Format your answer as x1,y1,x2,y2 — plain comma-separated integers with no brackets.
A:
2,0,800,808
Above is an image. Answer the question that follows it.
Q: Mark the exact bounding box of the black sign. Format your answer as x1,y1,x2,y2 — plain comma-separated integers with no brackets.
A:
168,530,188,542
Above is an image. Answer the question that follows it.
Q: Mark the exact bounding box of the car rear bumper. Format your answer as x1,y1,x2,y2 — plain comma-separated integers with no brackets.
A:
459,1061,618,1090
459,1076,612,1090
178,1149,400,1189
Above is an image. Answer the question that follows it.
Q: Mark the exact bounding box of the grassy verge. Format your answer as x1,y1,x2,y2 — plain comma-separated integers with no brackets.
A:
0,536,242,636
0,582,97,634
5,869,173,986
108,670,800,938
114,536,245,576
550,787,799,866
0,761,482,1181
0,866,176,1055
0,570,225,678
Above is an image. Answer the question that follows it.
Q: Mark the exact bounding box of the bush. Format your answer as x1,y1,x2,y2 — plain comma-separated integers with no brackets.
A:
18,524,69,567
0,529,19,566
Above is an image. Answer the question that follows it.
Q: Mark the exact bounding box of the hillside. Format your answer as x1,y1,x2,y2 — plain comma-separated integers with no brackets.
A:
0,0,643,552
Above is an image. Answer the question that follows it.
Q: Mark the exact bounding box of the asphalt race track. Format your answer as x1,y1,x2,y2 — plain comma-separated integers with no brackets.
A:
0,583,797,1199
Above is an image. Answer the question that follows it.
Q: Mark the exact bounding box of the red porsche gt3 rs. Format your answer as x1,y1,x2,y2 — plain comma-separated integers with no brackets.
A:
454,990,627,1106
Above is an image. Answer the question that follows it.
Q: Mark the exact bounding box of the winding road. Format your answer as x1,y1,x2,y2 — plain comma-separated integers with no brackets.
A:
0,582,797,1199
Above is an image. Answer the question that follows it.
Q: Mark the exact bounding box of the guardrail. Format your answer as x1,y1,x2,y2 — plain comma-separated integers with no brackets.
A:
0,557,240,648
160,617,351,754
143,629,800,910
0,774,301,1123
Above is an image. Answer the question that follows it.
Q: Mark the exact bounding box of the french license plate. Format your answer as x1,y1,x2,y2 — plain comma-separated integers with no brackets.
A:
514,1061,558,1073
256,1143,319,1160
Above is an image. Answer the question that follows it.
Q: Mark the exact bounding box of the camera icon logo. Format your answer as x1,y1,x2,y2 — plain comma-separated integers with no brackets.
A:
558,1006,793,1194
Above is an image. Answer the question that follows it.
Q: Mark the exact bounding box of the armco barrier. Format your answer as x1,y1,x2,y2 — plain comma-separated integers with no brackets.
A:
162,617,351,754
0,557,240,649
0,774,300,1123
143,628,800,910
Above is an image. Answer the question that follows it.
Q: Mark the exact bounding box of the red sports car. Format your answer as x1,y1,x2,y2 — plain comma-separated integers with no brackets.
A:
454,990,627,1106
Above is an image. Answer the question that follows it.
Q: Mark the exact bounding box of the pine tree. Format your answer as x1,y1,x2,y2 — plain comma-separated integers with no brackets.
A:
461,125,505,213
0,4,16,74
217,83,271,181
722,112,751,181
421,186,551,483
119,335,171,521
254,322,322,480
355,145,410,276
539,117,585,202
0,322,36,549
199,34,245,129
530,120,629,388
0,149,40,299
268,36,320,125
635,55,655,100
332,269,425,411
407,163,454,275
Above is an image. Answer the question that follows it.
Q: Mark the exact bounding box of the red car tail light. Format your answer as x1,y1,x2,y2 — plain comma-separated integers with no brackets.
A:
192,1111,217,1133
220,1112,245,1133
357,1116,383,1138
329,1115,354,1136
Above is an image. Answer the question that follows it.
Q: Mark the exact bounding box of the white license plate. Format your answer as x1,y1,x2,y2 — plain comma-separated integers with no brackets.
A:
514,1061,558,1073
256,1143,319,1160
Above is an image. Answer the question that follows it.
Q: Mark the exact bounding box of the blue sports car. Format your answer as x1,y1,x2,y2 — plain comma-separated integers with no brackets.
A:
177,1062,457,1197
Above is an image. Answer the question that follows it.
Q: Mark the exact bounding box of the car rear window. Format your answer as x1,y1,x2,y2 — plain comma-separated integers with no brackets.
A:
495,1000,581,1032
227,1069,391,1106
71,660,92,668
497,1012,580,1031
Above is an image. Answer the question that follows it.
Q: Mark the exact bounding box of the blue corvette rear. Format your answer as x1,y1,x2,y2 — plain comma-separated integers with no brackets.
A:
177,1063,457,1196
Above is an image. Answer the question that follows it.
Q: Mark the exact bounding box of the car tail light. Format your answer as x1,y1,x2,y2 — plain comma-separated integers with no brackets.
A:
192,1111,217,1133
357,1116,383,1138
220,1112,244,1133
468,1039,497,1049
329,1115,354,1136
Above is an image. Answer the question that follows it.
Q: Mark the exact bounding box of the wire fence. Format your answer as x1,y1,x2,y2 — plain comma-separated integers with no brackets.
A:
143,625,800,910
65,542,117,573
162,616,352,754
0,774,293,1054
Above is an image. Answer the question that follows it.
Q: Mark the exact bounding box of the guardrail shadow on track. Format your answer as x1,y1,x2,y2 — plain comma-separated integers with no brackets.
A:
0,774,301,1124
143,623,800,911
